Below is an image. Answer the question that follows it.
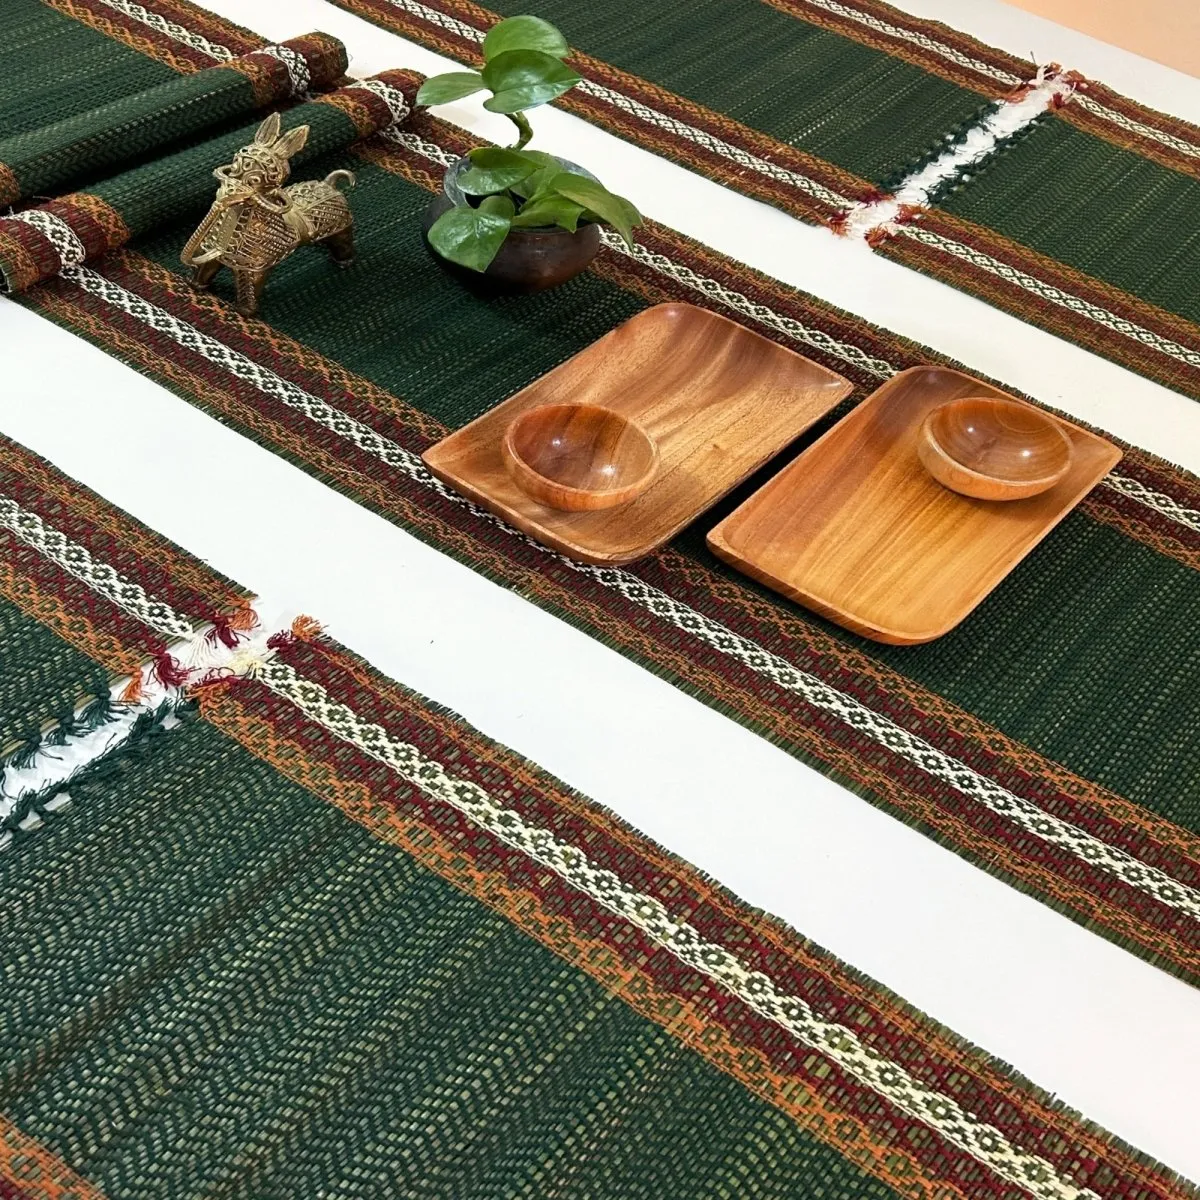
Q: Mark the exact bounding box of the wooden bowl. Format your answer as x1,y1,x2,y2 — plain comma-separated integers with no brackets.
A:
503,403,660,511
918,397,1072,501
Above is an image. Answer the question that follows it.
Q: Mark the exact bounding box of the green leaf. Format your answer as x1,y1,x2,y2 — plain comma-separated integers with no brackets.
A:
481,50,581,113
426,202,511,272
547,172,642,245
512,194,585,230
478,193,516,219
510,164,557,200
482,14,569,61
416,71,486,106
459,147,541,195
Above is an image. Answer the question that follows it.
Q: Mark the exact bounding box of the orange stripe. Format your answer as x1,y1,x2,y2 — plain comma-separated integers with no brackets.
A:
199,687,974,1200
0,1116,107,1200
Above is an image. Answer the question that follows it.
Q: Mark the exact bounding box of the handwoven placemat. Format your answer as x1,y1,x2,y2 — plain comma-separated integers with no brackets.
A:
0,30,347,206
329,0,1200,406
18,61,1200,990
0,441,1194,1195
0,434,249,758
875,112,1200,403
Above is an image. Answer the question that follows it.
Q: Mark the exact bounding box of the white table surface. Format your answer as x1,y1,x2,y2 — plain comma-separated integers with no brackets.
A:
3,0,1198,1181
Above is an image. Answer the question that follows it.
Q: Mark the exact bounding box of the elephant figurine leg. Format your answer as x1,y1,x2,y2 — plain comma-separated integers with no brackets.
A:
234,268,268,317
324,226,355,266
192,260,221,289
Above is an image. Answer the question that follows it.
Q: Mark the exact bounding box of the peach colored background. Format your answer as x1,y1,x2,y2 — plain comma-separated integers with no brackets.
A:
1004,0,1200,77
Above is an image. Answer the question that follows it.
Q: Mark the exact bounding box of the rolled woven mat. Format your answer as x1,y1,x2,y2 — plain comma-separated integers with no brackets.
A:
0,32,348,207
0,0,263,146
0,72,414,293
1,433,1195,1199
23,90,1200,989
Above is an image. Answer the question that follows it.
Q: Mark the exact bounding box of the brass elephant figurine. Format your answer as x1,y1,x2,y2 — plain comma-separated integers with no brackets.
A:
181,112,355,316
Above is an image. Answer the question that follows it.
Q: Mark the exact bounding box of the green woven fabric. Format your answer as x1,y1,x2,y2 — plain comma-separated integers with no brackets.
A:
0,595,107,752
0,0,178,143
133,160,1200,836
477,0,988,184
0,34,349,205
0,712,897,1200
89,99,365,242
938,118,1200,326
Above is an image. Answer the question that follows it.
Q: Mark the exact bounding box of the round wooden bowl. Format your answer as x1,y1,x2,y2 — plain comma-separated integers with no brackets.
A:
503,403,660,512
918,397,1072,501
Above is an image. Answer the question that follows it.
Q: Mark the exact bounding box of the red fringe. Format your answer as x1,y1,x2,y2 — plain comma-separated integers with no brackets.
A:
154,651,192,689
205,601,259,649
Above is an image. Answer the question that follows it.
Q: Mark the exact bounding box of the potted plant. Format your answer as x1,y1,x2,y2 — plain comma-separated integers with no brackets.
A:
415,14,642,291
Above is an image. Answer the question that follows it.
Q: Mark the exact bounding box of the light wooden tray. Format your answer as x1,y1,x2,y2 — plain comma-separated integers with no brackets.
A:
707,365,1122,644
424,303,853,565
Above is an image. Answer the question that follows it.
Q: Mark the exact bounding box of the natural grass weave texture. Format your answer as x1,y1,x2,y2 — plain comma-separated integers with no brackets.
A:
0,32,347,206
1,630,1196,1199
20,97,1200,989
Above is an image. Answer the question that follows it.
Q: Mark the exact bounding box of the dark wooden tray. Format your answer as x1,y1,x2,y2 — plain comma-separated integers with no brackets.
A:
707,365,1122,644
423,303,853,564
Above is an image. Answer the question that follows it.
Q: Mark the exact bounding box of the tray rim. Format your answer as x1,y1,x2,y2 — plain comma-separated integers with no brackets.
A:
707,364,1124,644
423,302,855,565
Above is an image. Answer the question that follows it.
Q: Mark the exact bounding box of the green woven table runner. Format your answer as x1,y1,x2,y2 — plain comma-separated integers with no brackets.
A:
18,62,1200,993
876,111,1200,404
0,24,347,206
0,431,1194,1198
329,0,1200,407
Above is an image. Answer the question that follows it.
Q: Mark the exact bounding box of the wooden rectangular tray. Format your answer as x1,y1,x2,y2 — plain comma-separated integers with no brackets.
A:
707,365,1122,644
423,303,853,565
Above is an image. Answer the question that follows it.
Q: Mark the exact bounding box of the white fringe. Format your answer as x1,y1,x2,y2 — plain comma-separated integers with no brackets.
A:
0,608,295,836
842,67,1078,241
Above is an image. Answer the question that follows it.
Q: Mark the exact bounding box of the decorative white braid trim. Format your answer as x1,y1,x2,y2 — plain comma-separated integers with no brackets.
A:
895,225,1200,371
349,78,413,125
0,491,194,638
797,0,1022,86
5,210,87,267
385,0,480,41
598,229,897,377
259,659,1098,1200
375,0,856,210
1074,94,1200,161
63,262,1200,922
88,0,234,61
259,43,310,97
380,125,455,163
575,77,853,211
1103,472,1200,533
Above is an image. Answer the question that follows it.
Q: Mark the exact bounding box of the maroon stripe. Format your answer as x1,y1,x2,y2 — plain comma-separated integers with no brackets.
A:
234,643,1179,1198
0,461,236,628
44,266,1200,959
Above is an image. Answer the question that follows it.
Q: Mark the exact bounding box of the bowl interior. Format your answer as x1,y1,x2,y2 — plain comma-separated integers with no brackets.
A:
508,404,657,495
926,397,1072,485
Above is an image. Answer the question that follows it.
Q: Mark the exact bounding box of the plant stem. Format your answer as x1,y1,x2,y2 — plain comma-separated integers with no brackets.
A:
508,111,533,149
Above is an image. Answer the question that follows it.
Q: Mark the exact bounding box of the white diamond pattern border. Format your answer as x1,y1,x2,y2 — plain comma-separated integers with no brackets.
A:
259,658,1098,1200
89,0,234,61
61,262,1200,923
0,492,194,639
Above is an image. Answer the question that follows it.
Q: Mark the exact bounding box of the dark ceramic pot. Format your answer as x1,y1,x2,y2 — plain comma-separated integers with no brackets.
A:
421,155,602,294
